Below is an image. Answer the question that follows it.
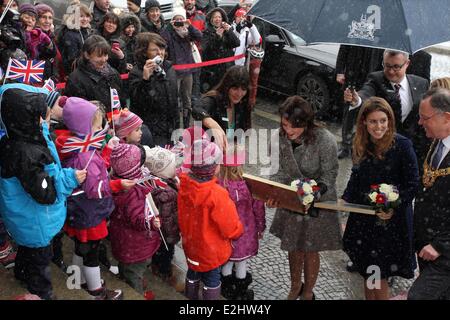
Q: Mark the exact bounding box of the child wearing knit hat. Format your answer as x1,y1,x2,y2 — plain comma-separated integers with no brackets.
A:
115,109,144,144
178,139,244,300
218,144,265,300
58,97,123,300
109,143,161,295
142,146,181,287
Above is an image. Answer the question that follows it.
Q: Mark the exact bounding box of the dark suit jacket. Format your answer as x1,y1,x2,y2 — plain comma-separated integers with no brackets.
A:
414,141,450,263
335,45,384,89
358,71,430,164
407,50,432,83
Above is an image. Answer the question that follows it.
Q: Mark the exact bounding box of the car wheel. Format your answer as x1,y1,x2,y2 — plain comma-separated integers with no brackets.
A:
296,74,330,113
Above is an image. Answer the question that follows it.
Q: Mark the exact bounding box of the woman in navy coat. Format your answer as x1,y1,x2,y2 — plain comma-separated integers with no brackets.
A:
342,97,419,300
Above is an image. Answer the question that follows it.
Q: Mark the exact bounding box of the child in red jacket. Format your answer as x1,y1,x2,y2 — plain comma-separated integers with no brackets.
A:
178,139,243,300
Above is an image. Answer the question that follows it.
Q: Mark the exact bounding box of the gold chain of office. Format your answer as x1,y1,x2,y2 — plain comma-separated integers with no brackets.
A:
423,139,450,188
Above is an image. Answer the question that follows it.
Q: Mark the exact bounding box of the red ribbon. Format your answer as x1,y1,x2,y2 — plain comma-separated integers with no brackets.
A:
54,54,246,90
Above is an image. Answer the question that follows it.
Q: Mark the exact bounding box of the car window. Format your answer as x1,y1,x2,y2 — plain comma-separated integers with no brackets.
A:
287,31,307,46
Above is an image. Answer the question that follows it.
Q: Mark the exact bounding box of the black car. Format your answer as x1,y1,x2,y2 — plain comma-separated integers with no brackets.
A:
254,18,340,113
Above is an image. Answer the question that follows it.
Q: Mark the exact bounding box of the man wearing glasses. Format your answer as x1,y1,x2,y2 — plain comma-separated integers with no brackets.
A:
408,88,450,300
344,50,429,165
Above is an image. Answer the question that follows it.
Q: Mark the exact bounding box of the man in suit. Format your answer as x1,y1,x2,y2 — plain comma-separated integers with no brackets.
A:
408,50,432,83
344,50,430,165
335,45,384,159
408,88,450,300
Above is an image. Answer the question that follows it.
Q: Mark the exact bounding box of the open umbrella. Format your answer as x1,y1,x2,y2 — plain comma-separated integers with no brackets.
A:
249,0,450,53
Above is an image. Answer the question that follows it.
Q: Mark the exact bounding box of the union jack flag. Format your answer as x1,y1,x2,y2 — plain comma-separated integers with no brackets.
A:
164,141,185,158
137,174,168,191
5,58,45,83
61,126,108,154
43,78,56,92
107,88,121,122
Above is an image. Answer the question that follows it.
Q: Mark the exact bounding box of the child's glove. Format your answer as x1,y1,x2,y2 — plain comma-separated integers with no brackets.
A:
107,136,120,149
152,216,161,229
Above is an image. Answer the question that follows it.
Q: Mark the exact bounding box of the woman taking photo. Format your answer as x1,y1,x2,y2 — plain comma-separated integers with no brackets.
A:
192,65,250,150
268,96,342,300
96,12,127,74
128,32,179,147
342,97,419,300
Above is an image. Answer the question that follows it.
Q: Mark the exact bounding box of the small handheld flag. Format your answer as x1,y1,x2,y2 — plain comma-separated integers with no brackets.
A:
5,58,45,84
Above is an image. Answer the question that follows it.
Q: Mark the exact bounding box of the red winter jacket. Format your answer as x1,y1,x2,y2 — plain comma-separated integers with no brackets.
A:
178,174,243,272
110,185,161,264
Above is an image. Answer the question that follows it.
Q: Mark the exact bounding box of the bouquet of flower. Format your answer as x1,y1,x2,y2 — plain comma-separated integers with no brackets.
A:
291,178,321,215
368,183,401,225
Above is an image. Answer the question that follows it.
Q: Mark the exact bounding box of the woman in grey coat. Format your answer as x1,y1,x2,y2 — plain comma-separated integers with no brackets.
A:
268,96,342,300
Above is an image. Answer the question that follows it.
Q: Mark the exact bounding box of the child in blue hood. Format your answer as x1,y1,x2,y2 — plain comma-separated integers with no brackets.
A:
0,85,85,300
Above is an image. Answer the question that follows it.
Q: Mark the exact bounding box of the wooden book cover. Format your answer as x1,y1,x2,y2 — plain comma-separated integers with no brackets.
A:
243,173,305,213
243,173,376,215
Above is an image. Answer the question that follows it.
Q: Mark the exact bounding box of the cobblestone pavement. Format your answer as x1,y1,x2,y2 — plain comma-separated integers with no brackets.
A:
243,51,450,300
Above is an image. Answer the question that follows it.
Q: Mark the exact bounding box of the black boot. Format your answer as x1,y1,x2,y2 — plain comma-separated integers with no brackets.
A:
235,273,254,300
221,274,238,300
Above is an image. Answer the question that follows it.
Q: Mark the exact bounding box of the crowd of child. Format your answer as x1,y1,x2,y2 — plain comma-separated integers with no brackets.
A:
0,83,265,300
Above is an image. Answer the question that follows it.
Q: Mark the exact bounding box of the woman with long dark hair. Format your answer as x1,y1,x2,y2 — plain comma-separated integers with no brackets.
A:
267,95,342,300
342,97,419,300
192,65,250,149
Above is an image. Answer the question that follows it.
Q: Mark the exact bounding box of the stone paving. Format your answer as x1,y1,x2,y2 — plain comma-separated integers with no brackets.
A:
243,51,450,300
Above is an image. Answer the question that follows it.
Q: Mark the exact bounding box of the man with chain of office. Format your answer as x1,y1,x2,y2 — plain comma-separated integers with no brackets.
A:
408,88,450,300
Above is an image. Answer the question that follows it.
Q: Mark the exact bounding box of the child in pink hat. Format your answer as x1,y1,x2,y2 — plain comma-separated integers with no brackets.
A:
109,143,161,296
218,144,266,300
115,109,144,144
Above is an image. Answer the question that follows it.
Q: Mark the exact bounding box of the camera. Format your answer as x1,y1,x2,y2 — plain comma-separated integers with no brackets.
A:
173,21,184,27
151,55,166,78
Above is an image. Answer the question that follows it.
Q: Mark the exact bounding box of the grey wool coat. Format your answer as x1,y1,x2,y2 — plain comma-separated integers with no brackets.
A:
269,127,342,252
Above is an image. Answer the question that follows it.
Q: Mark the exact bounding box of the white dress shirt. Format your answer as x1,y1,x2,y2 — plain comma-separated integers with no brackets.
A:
350,76,414,123
390,76,413,123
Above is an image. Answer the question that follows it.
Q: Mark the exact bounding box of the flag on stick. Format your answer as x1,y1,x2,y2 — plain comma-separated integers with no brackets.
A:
5,58,45,84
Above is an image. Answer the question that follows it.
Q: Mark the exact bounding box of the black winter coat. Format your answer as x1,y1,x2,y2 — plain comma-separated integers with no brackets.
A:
139,14,169,38
335,45,384,89
58,27,92,75
94,30,128,74
414,140,450,262
192,93,249,132
163,25,203,76
128,60,179,146
0,88,57,205
200,9,240,92
64,58,125,109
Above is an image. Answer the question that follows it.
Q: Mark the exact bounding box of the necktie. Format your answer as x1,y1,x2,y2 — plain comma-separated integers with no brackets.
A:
432,140,444,169
392,83,403,126
394,84,401,102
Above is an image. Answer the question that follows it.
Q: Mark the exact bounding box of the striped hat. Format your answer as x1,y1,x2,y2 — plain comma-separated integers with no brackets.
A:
110,143,143,179
45,91,60,109
115,110,143,139
190,139,222,181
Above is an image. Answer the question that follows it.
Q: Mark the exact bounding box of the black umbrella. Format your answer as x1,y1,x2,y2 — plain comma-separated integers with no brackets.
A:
249,0,450,53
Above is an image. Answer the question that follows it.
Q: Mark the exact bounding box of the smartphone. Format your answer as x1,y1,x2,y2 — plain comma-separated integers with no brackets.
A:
111,42,120,51
173,21,184,27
